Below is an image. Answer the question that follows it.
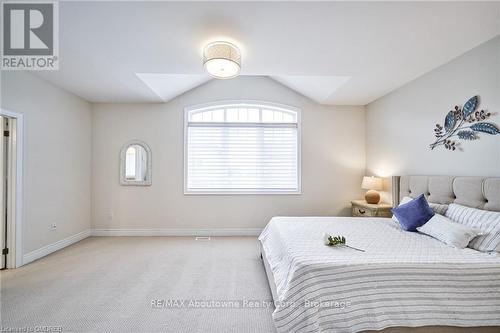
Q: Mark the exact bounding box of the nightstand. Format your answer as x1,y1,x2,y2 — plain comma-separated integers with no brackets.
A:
351,200,392,218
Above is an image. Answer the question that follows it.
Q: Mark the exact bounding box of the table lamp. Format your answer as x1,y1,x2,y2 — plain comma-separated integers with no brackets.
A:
361,176,383,204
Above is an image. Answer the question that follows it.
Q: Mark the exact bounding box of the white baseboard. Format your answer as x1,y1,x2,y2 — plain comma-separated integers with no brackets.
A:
22,228,261,265
23,229,91,265
90,228,262,237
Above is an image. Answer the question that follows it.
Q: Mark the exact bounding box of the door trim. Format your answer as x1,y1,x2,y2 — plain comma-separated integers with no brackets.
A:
0,109,24,268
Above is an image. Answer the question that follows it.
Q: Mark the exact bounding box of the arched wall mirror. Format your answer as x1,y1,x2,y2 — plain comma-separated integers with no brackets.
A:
120,141,152,186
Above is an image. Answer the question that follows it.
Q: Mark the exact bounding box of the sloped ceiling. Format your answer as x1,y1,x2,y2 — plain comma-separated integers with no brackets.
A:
270,76,351,105
136,73,351,104
34,1,500,105
136,74,211,102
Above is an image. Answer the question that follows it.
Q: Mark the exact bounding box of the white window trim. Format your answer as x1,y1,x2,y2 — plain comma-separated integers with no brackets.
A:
183,100,301,195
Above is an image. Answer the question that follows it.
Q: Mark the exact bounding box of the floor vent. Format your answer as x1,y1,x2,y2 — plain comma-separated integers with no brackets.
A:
195,236,211,241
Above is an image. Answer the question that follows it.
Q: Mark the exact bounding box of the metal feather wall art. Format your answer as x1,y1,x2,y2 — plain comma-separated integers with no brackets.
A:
430,96,499,151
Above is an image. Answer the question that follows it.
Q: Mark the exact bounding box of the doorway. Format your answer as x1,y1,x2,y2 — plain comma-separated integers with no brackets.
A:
1,115,7,269
0,110,23,268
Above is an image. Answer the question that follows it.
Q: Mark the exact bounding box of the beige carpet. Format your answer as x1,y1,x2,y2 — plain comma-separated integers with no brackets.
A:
0,237,276,332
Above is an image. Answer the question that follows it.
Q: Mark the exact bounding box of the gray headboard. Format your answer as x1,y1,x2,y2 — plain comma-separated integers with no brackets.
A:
392,175,500,212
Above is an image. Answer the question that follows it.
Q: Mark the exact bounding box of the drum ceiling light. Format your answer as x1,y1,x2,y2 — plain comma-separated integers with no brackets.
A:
203,41,241,79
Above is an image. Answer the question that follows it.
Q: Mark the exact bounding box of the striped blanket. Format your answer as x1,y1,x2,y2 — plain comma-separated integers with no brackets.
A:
258,216,500,333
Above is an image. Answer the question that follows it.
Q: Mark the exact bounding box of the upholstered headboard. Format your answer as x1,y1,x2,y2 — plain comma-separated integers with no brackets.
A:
392,176,500,212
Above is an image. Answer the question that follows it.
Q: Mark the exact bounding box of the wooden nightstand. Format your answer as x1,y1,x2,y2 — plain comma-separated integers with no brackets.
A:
351,200,392,218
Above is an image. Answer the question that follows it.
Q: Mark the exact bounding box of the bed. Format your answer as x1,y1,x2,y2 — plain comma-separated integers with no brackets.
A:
259,176,500,333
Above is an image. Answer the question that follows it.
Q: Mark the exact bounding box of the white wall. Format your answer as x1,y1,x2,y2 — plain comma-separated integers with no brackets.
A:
1,71,92,253
92,76,366,231
366,36,500,202
3,36,497,257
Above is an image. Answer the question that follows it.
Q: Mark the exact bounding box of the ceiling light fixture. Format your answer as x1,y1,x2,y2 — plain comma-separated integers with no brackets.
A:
203,41,241,79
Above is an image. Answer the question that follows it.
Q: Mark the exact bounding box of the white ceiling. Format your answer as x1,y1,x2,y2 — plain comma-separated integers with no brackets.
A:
34,1,500,105
136,73,211,102
271,75,351,105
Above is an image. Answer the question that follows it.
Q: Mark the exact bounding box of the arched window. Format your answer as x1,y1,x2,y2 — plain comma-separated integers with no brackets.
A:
184,101,301,194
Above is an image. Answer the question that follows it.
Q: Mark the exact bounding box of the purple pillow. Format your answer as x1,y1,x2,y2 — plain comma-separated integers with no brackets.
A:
391,194,434,232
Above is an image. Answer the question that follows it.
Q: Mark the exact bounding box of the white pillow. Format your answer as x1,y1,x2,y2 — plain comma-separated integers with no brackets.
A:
417,214,481,249
429,203,449,215
446,203,500,252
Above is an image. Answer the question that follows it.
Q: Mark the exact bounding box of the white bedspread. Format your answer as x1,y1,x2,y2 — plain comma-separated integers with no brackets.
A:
258,216,500,333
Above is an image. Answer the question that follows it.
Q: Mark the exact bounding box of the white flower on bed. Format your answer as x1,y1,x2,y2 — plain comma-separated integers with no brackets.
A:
323,233,365,252
323,233,331,245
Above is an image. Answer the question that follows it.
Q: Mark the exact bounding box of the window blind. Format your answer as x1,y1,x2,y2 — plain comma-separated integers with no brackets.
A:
185,103,300,194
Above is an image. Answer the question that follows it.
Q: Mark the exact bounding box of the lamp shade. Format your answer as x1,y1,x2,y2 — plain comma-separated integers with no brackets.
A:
203,41,241,79
361,176,383,191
